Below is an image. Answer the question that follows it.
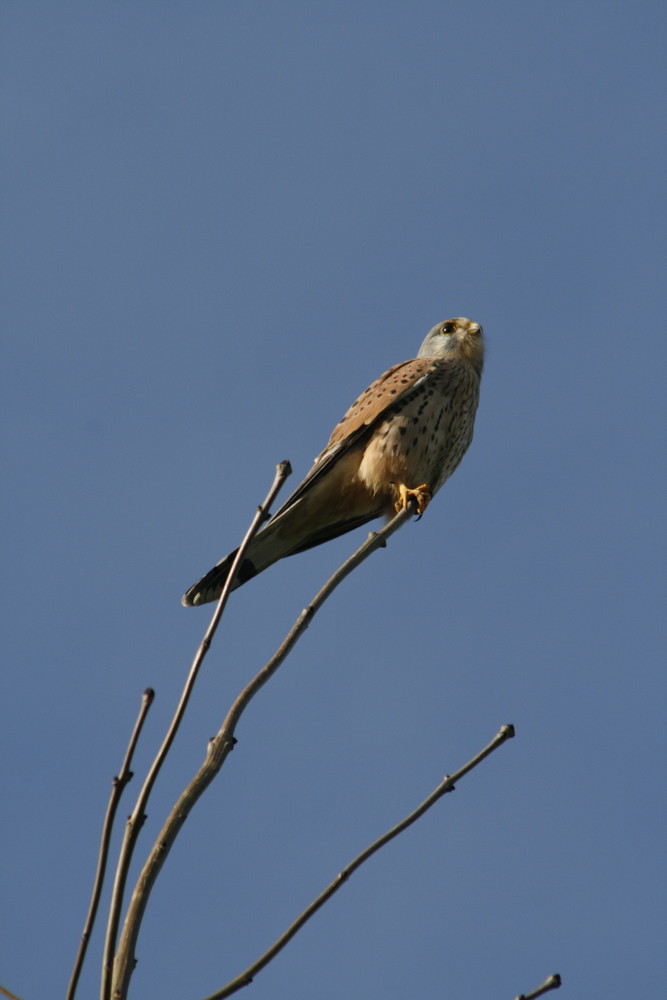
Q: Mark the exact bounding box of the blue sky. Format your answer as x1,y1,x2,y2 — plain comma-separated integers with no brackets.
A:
2,3,665,999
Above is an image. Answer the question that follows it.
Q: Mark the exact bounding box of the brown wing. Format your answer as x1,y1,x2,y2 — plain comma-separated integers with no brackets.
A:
325,358,436,449
267,358,438,525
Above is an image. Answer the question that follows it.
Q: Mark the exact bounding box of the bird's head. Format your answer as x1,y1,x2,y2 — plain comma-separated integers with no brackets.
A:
417,317,484,376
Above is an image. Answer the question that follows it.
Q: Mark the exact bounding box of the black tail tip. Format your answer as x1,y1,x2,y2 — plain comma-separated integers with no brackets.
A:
181,556,259,607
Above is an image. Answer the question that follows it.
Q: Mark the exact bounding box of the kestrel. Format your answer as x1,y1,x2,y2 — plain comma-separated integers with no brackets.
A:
182,317,484,606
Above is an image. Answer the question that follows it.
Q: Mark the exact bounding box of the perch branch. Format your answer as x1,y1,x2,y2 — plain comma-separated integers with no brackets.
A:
102,461,291,1000
206,724,516,999
514,973,562,1000
65,687,154,1000
111,499,417,998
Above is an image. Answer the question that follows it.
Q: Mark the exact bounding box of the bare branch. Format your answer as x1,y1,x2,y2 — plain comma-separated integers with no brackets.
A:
110,500,417,998
206,724,516,1000
102,462,291,1000
65,687,154,1000
0,984,25,1000
514,973,562,1000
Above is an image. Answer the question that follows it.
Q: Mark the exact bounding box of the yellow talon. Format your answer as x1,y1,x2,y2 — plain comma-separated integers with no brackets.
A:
392,483,432,516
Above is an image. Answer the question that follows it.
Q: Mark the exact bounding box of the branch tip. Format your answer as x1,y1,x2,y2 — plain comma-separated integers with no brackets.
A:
514,973,562,1000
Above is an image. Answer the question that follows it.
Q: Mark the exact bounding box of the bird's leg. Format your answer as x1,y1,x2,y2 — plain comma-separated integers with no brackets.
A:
391,482,432,517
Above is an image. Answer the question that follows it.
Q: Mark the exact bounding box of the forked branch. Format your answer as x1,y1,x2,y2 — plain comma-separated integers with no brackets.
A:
66,687,154,1000
110,486,417,997
102,462,291,1000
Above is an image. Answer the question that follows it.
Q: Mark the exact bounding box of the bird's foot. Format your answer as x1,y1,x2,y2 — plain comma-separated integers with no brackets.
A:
392,482,432,517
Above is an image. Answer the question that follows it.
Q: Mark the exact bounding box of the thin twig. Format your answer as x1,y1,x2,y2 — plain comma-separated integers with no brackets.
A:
111,500,417,998
0,984,24,1000
65,688,154,1000
514,973,562,1000
102,462,291,1000
206,724,516,1000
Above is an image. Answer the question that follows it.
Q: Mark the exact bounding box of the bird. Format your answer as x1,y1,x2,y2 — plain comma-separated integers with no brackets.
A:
182,317,484,606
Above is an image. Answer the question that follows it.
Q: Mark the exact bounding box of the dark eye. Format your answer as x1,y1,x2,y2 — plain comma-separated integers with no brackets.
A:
441,321,455,334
